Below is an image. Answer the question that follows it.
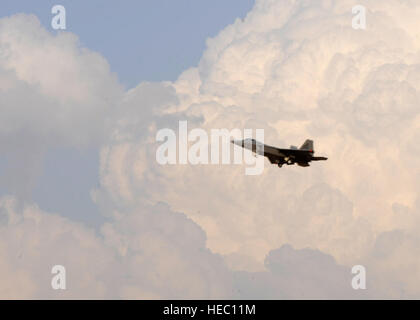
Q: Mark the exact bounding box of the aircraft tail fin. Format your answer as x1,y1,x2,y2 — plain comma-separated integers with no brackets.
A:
300,139,313,151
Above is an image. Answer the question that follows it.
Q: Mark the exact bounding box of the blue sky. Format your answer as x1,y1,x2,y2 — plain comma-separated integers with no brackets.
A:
0,0,255,228
1,0,254,87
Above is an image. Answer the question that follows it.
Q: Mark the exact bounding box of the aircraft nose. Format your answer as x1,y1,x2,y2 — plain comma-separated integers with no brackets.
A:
231,140,242,147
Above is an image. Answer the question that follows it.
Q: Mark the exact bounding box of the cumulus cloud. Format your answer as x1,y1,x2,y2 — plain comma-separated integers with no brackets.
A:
0,14,123,200
0,194,362,299
96,0,420,297
0,196,116,299
0,196,236,299
0,14,122,145
234,244,367,299
1,0,420,298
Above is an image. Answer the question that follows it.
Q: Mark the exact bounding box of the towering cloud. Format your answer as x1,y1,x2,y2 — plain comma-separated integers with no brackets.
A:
0,14,123,200
1,0,420,298
97,0,420,296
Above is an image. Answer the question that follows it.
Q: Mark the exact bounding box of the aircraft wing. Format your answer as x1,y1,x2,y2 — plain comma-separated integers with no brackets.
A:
263,145,309,159
263,144,313,166
266,155,282,164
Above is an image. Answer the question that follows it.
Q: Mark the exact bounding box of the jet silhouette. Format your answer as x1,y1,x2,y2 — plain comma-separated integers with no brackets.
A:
232,138,327,167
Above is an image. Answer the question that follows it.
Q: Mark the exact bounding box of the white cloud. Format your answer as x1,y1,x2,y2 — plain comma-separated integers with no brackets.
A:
234,244,367,299
1,0,420,298
0,14,123,146
0,196,116,298
96,0,420,297
0,14,123,199
0,195,362,299
0,196,236,299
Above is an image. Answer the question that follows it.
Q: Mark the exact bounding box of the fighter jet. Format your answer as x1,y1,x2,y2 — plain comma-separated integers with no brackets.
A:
231,138,327,168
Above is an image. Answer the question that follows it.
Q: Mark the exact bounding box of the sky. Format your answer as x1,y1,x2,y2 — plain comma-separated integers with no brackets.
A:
0,0,255,87
1,0,420,299
0,0,254,228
